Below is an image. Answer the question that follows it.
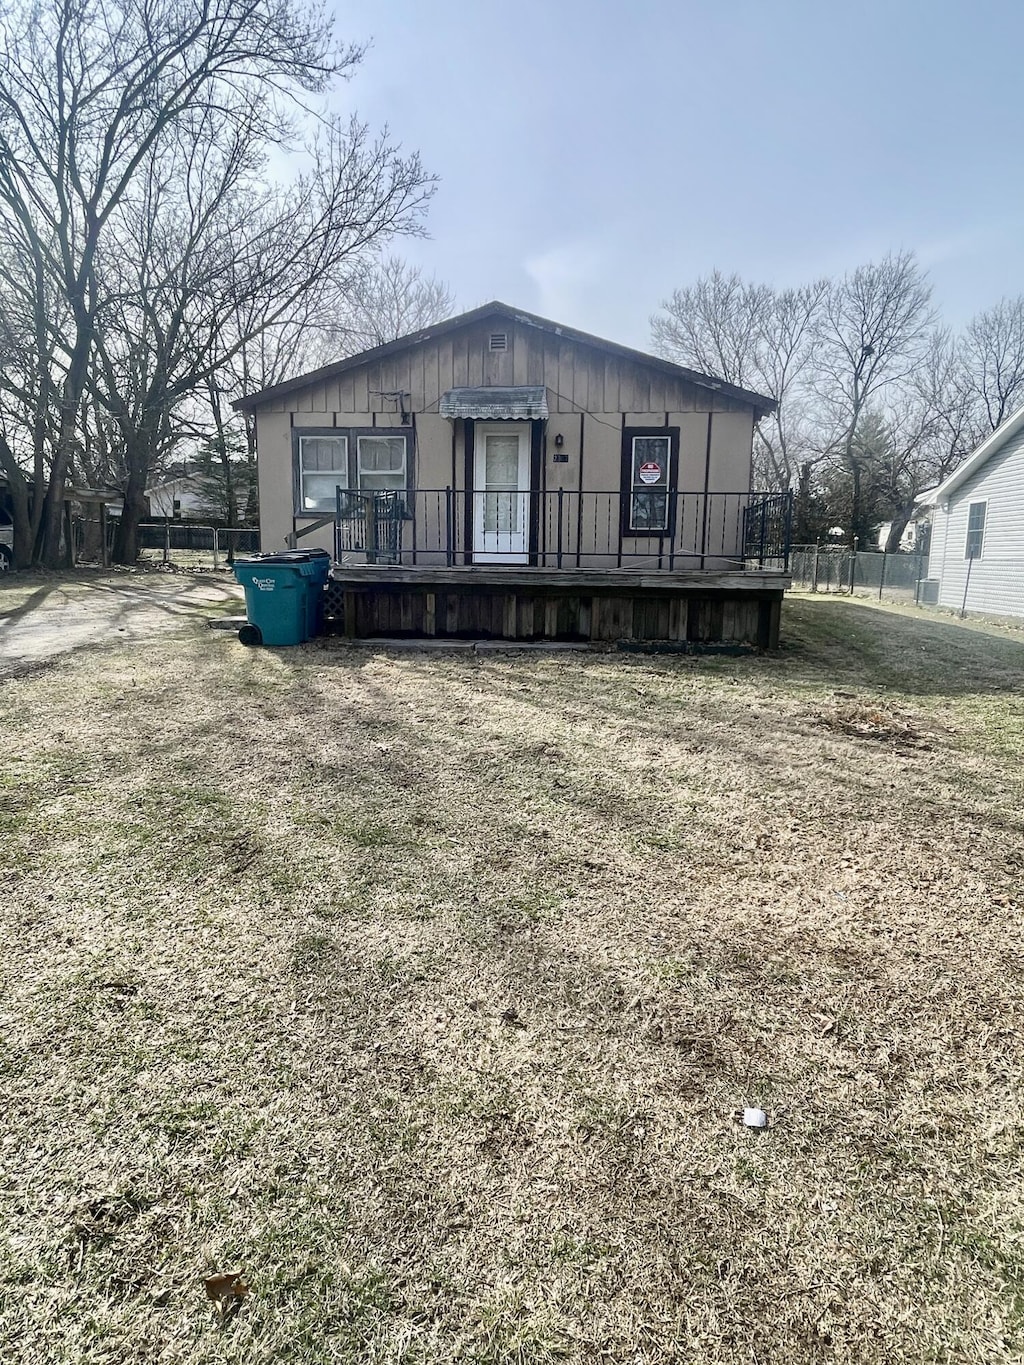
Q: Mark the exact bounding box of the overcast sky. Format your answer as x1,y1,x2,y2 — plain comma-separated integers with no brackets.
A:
330,0,1024,349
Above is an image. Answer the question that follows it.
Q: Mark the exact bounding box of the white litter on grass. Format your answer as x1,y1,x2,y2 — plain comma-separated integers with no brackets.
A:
737,1107,768,1129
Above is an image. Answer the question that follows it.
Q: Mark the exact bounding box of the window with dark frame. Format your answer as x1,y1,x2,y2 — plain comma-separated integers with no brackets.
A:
296,430,409,514
298,434,348,512
620,428,679,536
965,501,986,559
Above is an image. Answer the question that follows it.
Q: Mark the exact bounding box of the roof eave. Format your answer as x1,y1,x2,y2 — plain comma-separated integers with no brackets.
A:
927,401,1024,503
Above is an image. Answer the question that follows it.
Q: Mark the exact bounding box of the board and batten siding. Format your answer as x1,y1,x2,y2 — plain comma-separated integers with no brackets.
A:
927,422,1024,618
253,317,756,554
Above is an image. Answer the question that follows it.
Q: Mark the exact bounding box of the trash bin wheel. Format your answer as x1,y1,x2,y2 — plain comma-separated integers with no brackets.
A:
238,623,263,647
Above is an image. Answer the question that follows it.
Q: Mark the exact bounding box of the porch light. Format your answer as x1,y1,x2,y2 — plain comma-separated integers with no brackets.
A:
554,433,564,448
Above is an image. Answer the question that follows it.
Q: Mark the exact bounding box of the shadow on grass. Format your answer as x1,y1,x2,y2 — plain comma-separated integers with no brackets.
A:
769,597,1024,698
0,584,57,630
297,594,1024,703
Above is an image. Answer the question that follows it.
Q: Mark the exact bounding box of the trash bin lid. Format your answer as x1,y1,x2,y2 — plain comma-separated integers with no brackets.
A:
247,550,331,565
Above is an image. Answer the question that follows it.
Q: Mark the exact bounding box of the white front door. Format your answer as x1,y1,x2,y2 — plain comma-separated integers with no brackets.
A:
473,423,530,563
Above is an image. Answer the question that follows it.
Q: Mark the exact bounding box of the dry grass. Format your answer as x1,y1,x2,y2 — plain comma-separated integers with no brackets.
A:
1,594,1023,1363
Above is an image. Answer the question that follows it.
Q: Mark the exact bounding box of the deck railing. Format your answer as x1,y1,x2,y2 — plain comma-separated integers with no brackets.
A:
332,488,792,571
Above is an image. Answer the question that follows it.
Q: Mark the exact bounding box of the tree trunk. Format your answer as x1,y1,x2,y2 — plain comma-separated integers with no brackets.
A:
112,431,152,564
113,473,149,564
37,410,75,568
7,476,34,569
794,461,813,543
846,445,865,548
884,504,915,554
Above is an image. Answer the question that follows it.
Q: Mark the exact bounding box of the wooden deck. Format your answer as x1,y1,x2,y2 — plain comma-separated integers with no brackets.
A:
327,566,789,648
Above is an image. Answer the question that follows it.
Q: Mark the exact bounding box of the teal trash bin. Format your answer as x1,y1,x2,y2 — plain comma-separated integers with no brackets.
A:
234,556,319,646
272,548,331,637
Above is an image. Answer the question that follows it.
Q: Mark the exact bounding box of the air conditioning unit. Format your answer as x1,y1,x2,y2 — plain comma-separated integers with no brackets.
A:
918,579,940,605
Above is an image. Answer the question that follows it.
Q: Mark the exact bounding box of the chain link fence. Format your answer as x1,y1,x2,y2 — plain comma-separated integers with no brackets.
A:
136,523,260,568
790,545,928,603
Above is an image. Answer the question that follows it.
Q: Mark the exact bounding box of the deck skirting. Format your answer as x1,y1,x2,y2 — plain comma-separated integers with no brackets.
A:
327,567,788,648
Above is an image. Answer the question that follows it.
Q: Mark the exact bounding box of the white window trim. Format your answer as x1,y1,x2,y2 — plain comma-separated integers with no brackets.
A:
964,498,987,560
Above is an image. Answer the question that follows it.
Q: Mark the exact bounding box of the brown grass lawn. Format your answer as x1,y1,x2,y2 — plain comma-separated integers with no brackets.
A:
1,591,1023,1363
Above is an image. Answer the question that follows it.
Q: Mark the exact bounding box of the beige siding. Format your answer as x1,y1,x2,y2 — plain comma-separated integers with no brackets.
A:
255,410,293,551
250,316,764,554
707,411,754,491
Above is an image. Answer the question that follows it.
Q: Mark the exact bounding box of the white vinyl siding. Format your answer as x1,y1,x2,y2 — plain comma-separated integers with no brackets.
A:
927,422,1024,618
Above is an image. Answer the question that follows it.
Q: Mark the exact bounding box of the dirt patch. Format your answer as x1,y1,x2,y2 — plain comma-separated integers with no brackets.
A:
818,697,933,748
0,570,242,677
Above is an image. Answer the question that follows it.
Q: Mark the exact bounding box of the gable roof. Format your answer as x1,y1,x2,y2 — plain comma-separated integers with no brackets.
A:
232,300,777,417
925,402,1024,505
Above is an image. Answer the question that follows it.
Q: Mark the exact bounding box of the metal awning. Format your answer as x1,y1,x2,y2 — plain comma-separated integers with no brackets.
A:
438,385,548,420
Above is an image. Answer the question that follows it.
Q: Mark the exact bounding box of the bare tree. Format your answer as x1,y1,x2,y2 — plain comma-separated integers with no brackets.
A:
335,256,455,352
813,251,936,545
652,271,827,536
961,296,1024,433
653,271,773,392
0,0,405,566
88,105,431,562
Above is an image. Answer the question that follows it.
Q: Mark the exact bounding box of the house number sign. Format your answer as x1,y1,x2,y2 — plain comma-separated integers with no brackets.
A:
638,462,662,484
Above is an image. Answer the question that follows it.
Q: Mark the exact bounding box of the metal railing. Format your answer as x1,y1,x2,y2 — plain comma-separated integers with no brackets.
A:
330,488,792,571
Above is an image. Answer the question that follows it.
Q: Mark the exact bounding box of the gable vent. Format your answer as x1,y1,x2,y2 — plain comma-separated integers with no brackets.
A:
488,332,508,352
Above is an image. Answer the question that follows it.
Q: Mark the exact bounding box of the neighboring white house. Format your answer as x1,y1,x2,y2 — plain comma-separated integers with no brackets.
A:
146,475,208,520
921,406,1024,618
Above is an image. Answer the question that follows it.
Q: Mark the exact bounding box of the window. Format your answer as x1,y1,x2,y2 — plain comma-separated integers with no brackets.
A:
357,435,406,492
298,435,348,512
295,429,409,515
965,501,986,559
620,428,679,536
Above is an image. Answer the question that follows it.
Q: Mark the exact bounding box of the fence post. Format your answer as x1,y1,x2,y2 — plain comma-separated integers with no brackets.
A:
960,553,975,618
212,527,219,571
556,487,564,569
163,519,170,565
444,487,453,567
849,538,858,595
811,540,820,593
878,549,887,601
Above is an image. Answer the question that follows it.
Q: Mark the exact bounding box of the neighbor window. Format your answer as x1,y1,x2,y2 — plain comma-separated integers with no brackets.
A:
298,435,348,512
965,501,986,559
620,429,678,536
295,430,409,514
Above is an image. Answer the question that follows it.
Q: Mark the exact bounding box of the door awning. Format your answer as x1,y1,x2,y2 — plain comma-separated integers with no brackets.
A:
438,386,548,420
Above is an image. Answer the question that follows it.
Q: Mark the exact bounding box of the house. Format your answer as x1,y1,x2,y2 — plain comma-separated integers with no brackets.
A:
921,405,1024,618
233,301,791,646
146,475,208,521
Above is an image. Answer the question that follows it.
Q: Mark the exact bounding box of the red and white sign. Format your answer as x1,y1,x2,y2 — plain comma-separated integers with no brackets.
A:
638,462,662,485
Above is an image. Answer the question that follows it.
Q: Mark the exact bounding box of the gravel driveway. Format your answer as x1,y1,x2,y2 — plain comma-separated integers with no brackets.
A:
0,572,243,678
